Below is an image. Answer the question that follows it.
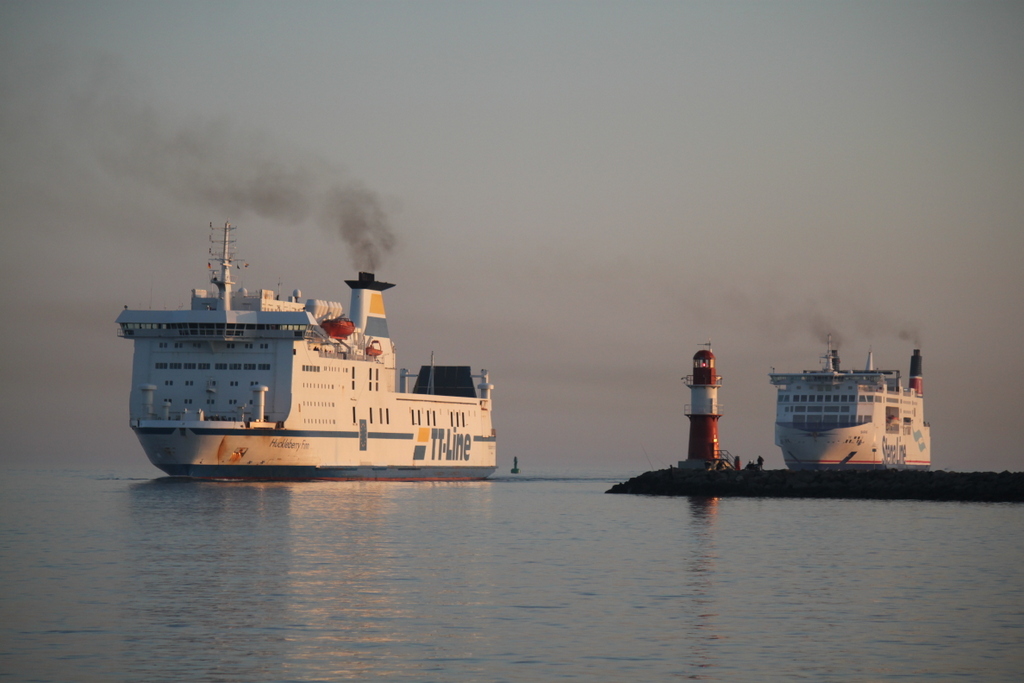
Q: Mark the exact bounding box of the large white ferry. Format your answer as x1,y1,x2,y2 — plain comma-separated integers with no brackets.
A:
116,223,497,480
769,342,930,471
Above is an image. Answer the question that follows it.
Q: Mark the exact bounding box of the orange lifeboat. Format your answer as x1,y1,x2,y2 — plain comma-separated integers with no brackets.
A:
366,339,383,357
321,317,355,339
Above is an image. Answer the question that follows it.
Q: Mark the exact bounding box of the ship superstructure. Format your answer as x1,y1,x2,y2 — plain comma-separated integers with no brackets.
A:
116,223,496,480
769,342,930,471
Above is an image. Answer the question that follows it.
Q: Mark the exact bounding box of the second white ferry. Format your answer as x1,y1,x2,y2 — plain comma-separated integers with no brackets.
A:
116,222,497,480
769,342,930,470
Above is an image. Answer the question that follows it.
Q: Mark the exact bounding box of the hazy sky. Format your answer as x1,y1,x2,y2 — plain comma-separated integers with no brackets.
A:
2,1,1022,473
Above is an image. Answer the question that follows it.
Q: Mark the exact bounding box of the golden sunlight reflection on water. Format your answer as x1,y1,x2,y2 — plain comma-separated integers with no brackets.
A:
2,471,1021,682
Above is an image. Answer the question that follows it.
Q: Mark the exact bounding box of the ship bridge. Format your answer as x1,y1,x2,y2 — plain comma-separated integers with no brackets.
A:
116,310,321,341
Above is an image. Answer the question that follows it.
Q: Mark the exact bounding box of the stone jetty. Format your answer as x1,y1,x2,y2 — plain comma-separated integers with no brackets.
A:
606,468,1024,502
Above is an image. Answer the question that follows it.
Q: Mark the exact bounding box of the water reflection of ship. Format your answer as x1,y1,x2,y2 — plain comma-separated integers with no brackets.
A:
124,479,494,678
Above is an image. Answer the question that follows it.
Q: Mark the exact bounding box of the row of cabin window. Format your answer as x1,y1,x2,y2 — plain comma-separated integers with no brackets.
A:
155,362,270,370
781,394,885,403
130,323,299,331
362,407,391,425
354,367,380,391
163,380,261,386
410,409,468,427
792,415,872,425
781,394,856,403
785,405,852,413
157,342,269,349
166,398,252,406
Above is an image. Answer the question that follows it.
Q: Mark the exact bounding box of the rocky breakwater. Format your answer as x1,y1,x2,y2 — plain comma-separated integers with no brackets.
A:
607,468,1024,502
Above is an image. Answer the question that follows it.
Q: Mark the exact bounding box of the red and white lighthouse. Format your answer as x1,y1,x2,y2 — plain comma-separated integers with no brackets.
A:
683,345,723,466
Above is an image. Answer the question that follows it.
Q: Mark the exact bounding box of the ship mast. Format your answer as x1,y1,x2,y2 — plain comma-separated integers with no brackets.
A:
209,222,236,311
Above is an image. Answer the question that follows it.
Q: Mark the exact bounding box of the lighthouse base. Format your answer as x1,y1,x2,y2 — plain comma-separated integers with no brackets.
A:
677,459,710,470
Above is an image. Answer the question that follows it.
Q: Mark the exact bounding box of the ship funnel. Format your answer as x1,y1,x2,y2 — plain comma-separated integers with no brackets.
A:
345,272,395,338
909,349,923,396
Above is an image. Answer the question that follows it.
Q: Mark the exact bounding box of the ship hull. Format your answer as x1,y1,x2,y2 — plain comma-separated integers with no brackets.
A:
135,422,496,481
775,422,930,471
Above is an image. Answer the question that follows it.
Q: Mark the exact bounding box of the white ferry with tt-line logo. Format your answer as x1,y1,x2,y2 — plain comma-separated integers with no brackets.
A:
769,341,930,471
116,222,496,480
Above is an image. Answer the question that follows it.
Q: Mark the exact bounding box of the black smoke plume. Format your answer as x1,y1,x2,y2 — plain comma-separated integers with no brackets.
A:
14,50,397,272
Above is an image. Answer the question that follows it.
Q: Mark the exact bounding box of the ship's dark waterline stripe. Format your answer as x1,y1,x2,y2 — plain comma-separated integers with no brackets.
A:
783,462,931,472
156,464,496,480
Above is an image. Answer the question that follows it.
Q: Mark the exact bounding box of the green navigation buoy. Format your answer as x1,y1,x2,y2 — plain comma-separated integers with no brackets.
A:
511,456,520,474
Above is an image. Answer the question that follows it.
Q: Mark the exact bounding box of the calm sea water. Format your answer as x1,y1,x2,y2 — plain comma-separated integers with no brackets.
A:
2,466,1022,682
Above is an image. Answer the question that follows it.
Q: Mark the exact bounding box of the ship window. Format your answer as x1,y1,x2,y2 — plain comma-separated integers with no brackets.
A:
169,363,182,369
164,380,173,386
184,363,196,370
260,343,269,349
258,364,270,370
229,363,242,370
243,364,256,370
215,363,227,370
793,406,805,412
198,363,210,370
155,363,168,369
